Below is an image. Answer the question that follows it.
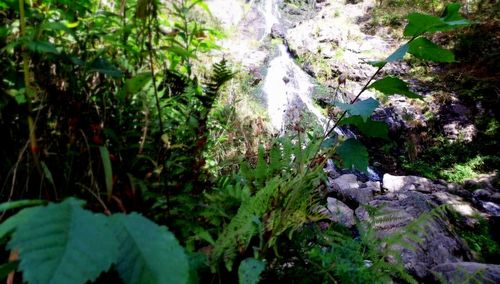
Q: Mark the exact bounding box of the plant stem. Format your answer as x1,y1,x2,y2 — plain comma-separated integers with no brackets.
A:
308,66,383,171
147,19,164,134
19,0,42,177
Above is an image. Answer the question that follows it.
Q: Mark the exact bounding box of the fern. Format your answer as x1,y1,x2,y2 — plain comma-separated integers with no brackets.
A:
211,136,326,270
211,178,280,271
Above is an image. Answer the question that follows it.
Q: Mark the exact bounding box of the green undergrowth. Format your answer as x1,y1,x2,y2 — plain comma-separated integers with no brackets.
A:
402,143,500,183
449,213,500,264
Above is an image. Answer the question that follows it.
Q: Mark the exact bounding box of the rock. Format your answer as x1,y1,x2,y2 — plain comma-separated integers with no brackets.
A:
433,191,482,217
446,182,462,191
357,191,471,279
323,197,356,227
431,262,500,284
382,174,434,193
365,181,381,193
329,174,373,206
473,189,492,201
439,102,477,142
491,193,500,203
270,24,286,39
331,174,359,191
464,179,480,189
481,201,500,216
339,187,374,206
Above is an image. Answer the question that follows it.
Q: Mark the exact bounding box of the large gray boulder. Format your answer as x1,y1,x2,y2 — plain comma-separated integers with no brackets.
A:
431,262,500,284
329,174,374,206
355,191,471,279
382,174,435,193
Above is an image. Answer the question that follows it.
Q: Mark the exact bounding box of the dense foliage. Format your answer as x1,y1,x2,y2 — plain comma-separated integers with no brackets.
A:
0,0,496,283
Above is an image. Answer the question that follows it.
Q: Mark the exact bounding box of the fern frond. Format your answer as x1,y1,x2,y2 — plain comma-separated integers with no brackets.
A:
211,178,280,271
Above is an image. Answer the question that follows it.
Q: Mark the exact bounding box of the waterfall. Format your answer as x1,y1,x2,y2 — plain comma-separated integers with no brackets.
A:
257,0,381,180
262,44,330,133
259,0,280,39
260,0,329,134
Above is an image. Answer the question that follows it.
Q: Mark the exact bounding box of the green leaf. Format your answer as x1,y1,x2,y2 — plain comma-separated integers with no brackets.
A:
337,139,369,172
339,116,389,139
336,98,379,122
408,37,454,62
367,60,386,68
89,58,124,78
0,261,18,280
0,208,37,241
111,213,189,284
368,76,422,99
65,21,79,28
41,22,70,33
404,4,469,36
321,136,338,149
0,199,45,212
440,3,470,27
41,161,55,188
238,258,266,284
371,43,410,67
404,13,444,37
26,40,59,54
99,146,113,200
387,43,409,62
167,46,193,59
126,72,152,94
8,199,118,284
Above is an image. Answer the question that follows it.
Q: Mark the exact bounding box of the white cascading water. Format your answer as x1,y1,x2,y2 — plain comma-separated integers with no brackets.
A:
258,0,381,181
260,0,280,39
260,0,330,134
262,44,329,133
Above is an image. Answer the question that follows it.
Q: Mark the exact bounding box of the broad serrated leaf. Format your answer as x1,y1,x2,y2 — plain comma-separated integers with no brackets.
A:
438,3,470,28
368,76,422,99
442,3,461,20
404,4,469,36
387,43,409,62
8,199,117,284
337,138,369,172
0,209,36,241
238,258,266,284
339,116,389,139
26,40,59,54
336,98,379,122
370,43,409,68
111,213,189,284
0,199,45,212
320,136,338,149
408,37,454,62
404,13,444,37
